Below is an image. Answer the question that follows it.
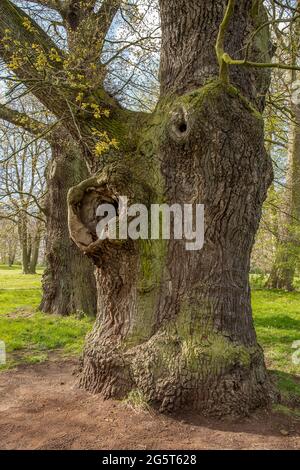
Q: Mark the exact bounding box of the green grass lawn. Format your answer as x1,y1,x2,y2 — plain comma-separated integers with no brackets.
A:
252,289,300,404
0,265,43,315
253,290,300,376
0,264,299,406
0,265,93,369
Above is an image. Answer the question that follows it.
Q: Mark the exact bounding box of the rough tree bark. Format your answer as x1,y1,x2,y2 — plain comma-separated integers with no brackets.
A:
40,129,97,316
67,1,276,415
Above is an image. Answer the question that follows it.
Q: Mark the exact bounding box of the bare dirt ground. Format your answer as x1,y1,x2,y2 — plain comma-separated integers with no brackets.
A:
0,359,300,450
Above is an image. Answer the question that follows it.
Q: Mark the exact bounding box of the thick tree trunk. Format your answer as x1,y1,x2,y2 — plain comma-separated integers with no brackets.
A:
40,130,97,316
68,1,276,415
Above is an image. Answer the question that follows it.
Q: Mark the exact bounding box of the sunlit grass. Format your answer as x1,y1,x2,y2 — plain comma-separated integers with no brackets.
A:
0,265,43,289
0,264,92,369
252,289,300,376
0,289,42,316
252,288,300,404
0,265,43,315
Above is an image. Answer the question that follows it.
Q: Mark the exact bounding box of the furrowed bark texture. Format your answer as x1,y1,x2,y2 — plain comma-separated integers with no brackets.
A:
40,130,97,316
159,0,272,111
67,0,276,415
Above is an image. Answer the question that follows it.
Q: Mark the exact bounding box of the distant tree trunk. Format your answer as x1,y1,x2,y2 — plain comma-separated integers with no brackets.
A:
18,213,30,274
68,1,276,415
8,239,17,266
266,245,295,291
40,129,97,316
28,224,41,274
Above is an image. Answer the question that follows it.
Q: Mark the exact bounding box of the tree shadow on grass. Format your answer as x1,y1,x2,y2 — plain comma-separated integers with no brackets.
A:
255,315,300,330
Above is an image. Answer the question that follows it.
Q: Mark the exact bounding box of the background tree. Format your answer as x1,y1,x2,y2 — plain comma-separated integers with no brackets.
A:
0,84,97,314
0,122,47,274
0,218,19,265
250,0,300,290
40,126,97,316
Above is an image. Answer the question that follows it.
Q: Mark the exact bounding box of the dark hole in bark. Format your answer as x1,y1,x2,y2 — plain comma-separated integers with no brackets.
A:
178,122,187,133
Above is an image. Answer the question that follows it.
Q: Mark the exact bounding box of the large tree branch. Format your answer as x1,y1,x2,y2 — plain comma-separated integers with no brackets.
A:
0,0,70,118
0,0,146,170
0,104,50,138
61,0,122,81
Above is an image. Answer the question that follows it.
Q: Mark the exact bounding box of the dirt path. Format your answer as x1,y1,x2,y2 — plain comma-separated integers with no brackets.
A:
0,360,299,450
